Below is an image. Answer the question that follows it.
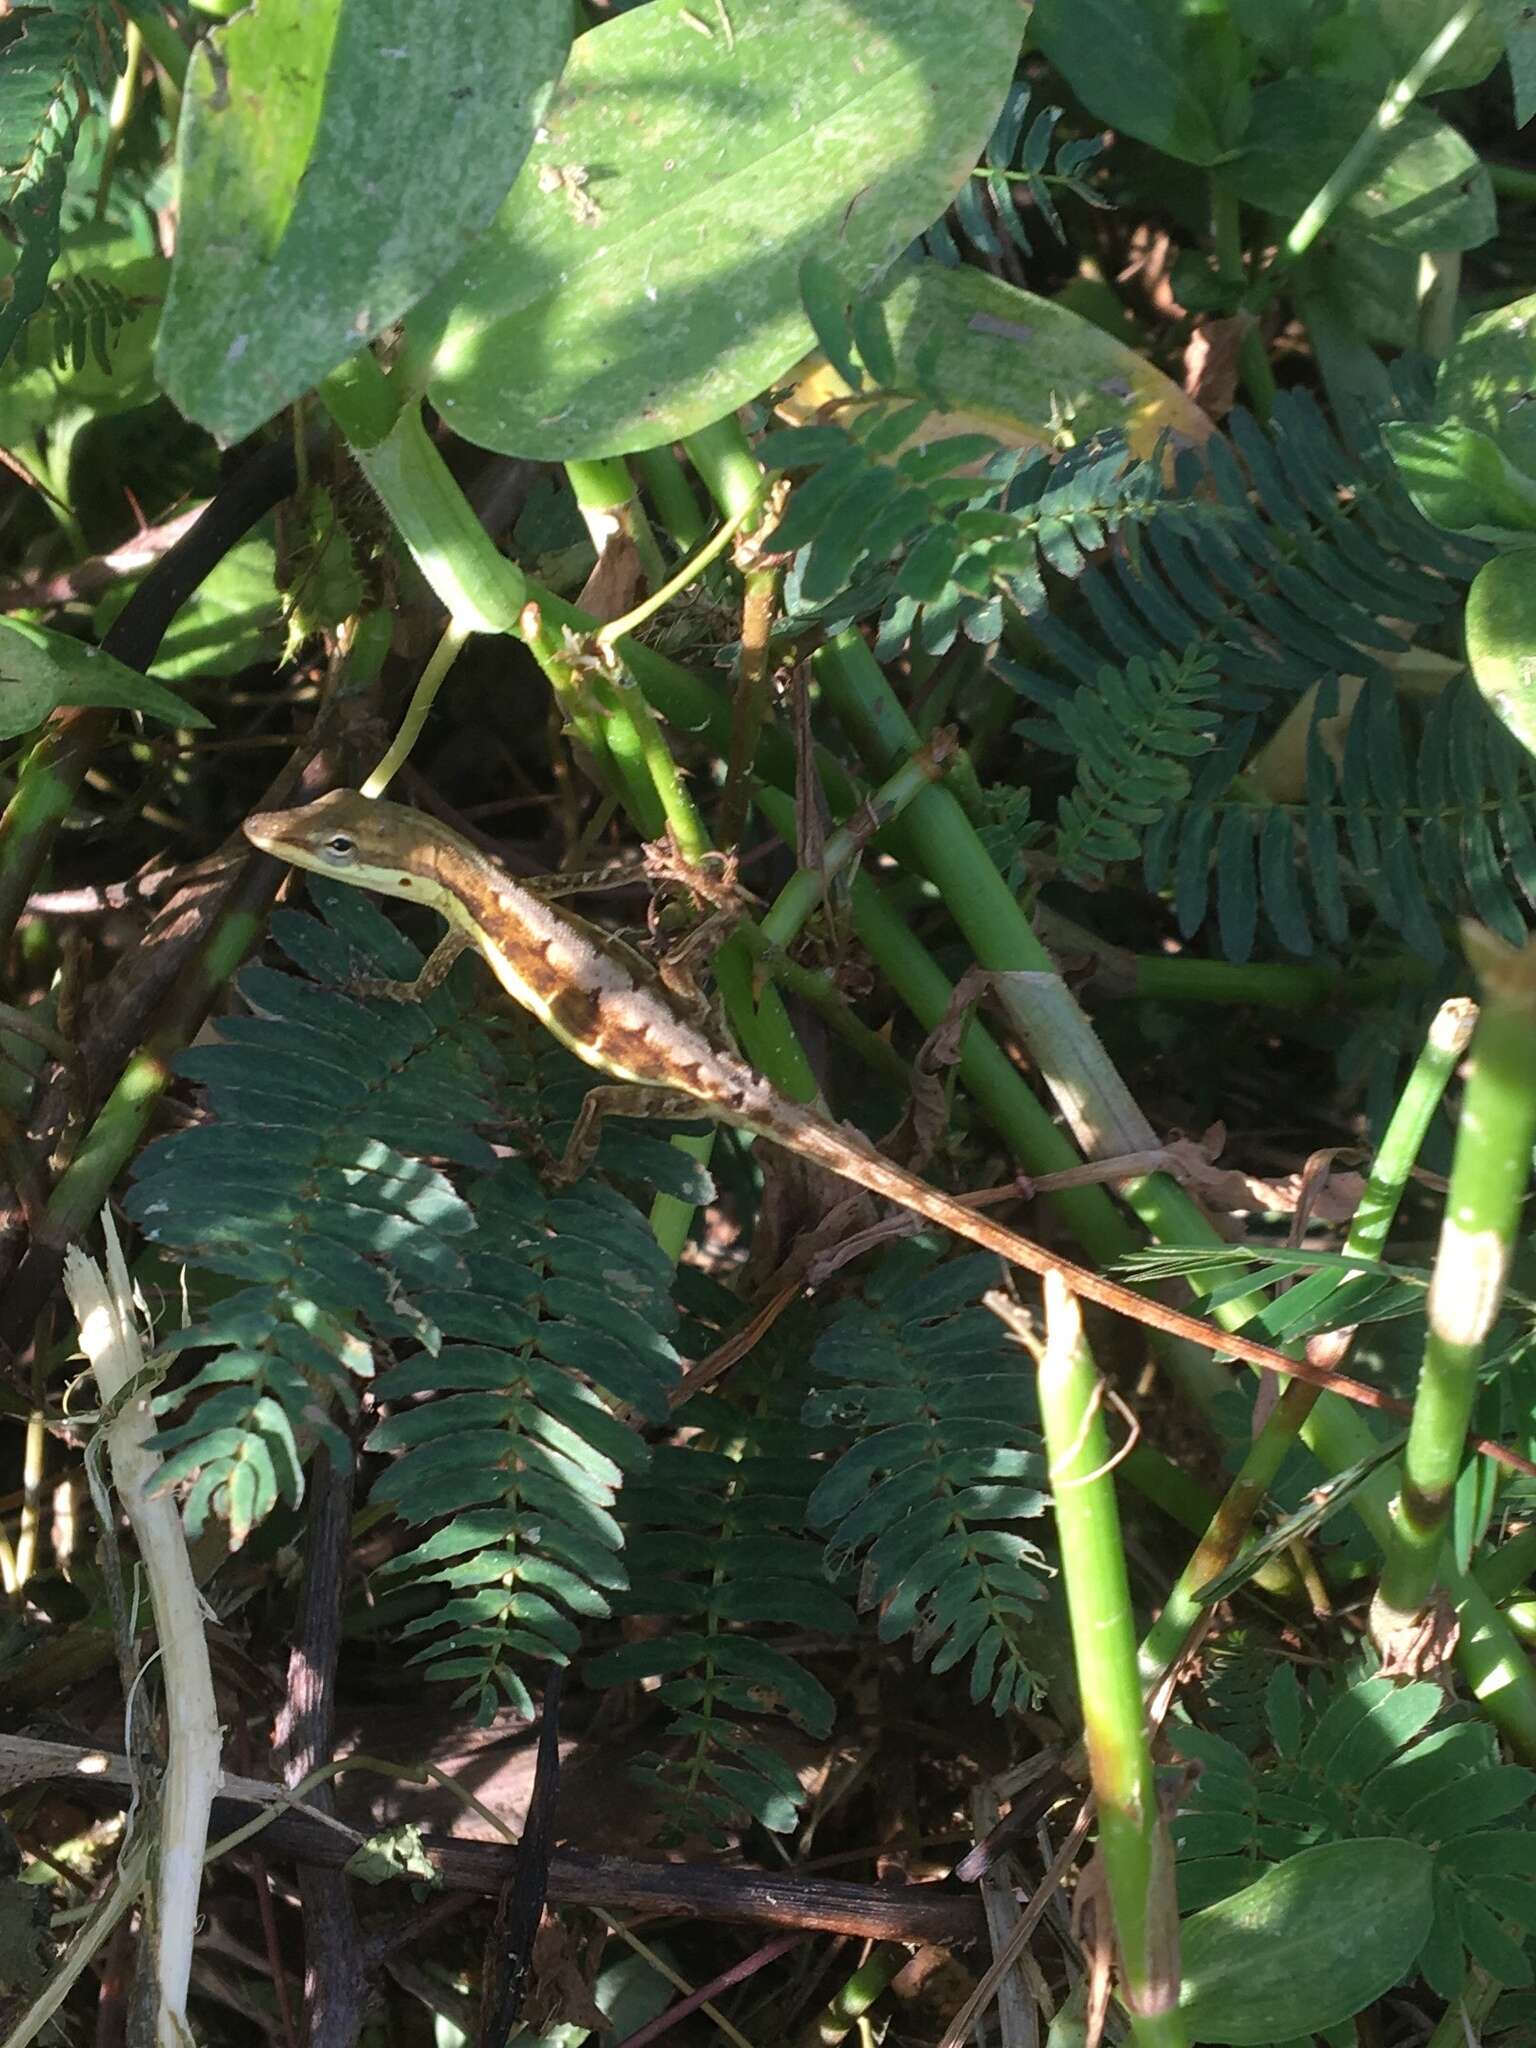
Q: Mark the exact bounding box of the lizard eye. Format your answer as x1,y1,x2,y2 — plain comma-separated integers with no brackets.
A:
323,834,356,861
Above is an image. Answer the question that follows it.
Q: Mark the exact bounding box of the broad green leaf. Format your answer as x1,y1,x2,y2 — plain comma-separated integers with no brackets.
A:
1304,233,1423,351
1313,0,1505,95
421,0,1022,459
1386,420,1536,542
1486,0,1536,122
1031,0,1249,165
780,261,1211,464
157,0,573,441
1179,1839,1435,2044
94,537,284,682
1222,80,1494,251
0,620,210,738
1435,291,1536,479
1466,554,1536,763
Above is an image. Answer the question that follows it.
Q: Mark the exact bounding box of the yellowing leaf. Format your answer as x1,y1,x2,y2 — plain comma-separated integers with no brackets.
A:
779,263,1211,466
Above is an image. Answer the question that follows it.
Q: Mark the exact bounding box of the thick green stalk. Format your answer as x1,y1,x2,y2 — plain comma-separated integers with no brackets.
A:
1030,1281,1186,2048
752,782,1123,1256
683,417,767,522
632,443,707,551
683,414,780,843
812,629,1271,1381
565,456,667,589
0,713,98,951
1130,950,1429,1006
1490,160,1536,203
1375,935,1536,1637
516,596,631,813
798,1946,903,2046
17,881,269,1348
122,0,190,88
1139,997,1476,1681
1300,1369,1536,1758
340,399,528,635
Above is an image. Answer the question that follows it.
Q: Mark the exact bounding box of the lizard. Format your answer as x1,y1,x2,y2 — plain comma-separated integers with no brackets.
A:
241,789,1529,1468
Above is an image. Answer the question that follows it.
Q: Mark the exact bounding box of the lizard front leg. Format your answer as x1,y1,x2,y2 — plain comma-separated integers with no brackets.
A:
347,927,471,1003
554,1083,706,1185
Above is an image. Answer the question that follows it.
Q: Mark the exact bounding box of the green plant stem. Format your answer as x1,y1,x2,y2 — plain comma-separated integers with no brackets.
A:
1476,1521,1536,1605
26,886,268,1316
1237,324,1276,423
1299,1373,1536,1755
728,925,912,1092
336,396,527,634
1211,181,1243,287
596,501,755,650
1417,249,1461,360
1027,1281,1186,2048
1422,1968,1503,2048
0,713,97,951
684,417,767,521
1127,950,1430,1006
1489,160,1536,203
122,0,190,89
633,443,707,551
601,661,710,861
798,1945,903,2046
94,20,143,222
362,620,471,797
1138,996,1476,1682
811,629,1272,1393
516,598,632,815
1278,1,1479,266
753,783,1123,1257
684,414,778,843
565,456,668,590
757,734,955,951
1375,938,1536,1636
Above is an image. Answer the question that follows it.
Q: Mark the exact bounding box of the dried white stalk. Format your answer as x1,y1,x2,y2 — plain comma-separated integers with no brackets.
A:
56,1211,222,2047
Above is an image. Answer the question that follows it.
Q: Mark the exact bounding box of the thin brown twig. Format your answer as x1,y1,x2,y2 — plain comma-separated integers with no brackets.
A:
612,1931,807,2048
273,1446,370,2048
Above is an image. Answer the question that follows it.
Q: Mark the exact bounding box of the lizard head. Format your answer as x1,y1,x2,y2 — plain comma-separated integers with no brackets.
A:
244,789,452,905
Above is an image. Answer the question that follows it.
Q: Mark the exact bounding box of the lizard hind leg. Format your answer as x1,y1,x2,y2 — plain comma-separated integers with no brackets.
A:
347,927,471,1004
553,1082,706,1186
